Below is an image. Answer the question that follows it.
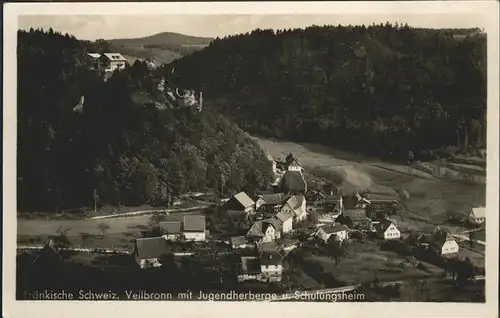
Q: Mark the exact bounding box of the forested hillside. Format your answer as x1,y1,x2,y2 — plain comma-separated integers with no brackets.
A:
17,29,273,213
164,24,487,161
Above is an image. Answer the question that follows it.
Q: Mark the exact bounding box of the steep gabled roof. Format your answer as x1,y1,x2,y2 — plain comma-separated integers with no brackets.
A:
276,209,294,222
102,53,127,61
262,219,278,233
281,171,307,193
183,215,206,232
135,237,169,259
87,53,101,59
471,207,486,218
159,221,182,235
233,192,255,208
247,221,264,237
320,223,348,234
260,251,282,266
258,193,290,206
375,219,397,233
285,153,301,166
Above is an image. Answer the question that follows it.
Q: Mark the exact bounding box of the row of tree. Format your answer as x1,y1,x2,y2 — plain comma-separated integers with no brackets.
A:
164,23,486,161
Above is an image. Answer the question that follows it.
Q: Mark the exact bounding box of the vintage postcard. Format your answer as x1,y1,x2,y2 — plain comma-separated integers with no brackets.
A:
3,1,499,318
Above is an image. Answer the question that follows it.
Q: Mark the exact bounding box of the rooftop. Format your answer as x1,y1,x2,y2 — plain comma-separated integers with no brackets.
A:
260,251,282,266
472,207,486,218
103,53,126,61
320,223,348,234
233,192,255,208
159,221,182,235
281,171,307,193
135,237,169,259
258,193,289,206
183,215,206,232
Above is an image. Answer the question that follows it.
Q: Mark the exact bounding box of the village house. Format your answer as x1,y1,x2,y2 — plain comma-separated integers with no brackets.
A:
467,206,486,225
316,223,349,243
431,228,460,255
237,249,284,283
183,215,207,241
133,237,169,269
159,215,207,242
100,53,128,73
85,53,102,70
374,219,401,240
246,218,282,242
159,221,183,241
224,192,256,215
363,193,399,206
255,193,290,213
341,208,372,229
275,209,294,233
278,170,307,195
259,251,283,282
312,192,343,214
281,195,308,222
283,153,304,172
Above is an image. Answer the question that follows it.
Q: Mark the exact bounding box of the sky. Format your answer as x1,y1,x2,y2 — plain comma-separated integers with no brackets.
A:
18,14,486,40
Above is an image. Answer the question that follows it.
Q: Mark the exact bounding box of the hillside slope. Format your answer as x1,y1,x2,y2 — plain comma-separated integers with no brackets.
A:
164,24,486,162
17,29,272,213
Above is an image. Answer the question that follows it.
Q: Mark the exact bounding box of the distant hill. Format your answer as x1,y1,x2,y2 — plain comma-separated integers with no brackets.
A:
108,31,213,47
106,32,213,65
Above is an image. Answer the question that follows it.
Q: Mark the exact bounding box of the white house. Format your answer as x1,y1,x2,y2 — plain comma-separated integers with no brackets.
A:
440,239,460,255
284,153,304,172
133,237,169,269
100,53,127,72
281,195,308,222
375,219,401,240
246,219,281,242
224,192,256,214
316,223,349,243
237,252,283,283
159,221,183,241
275,209,294,234
432,228,460,255
468,207,486,225
182,215,206,241
259,251,283,282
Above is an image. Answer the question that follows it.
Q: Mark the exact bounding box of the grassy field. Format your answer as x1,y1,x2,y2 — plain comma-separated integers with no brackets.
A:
254,137,486,229
304,241,444,286
17,211,203,250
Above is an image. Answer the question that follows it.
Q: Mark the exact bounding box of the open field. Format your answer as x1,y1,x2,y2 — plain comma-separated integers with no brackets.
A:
17,211,203,250
306,242,444,285
253,137,486,229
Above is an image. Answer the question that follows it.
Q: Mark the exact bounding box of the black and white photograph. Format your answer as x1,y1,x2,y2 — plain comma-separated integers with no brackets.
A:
3,2,499,318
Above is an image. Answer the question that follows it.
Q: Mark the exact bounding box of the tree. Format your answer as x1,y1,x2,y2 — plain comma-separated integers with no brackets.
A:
326,237,345,266
53,225,71,248
97,222,110,239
